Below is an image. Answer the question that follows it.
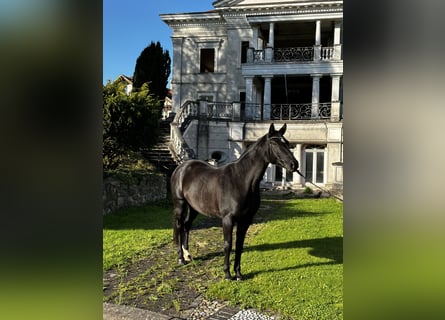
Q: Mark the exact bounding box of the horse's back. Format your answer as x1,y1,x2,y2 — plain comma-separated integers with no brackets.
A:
170,160,217,198
171,160,227,216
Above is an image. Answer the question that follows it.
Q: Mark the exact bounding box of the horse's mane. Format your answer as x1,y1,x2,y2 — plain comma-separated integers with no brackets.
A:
234,134,268,163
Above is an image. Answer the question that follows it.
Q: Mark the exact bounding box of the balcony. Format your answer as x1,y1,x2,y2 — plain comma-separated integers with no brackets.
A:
246,45,341,64
173,100,341,126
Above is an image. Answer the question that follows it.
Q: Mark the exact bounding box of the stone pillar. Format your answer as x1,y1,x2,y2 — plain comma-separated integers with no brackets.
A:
330,74,341,121
334,21,342,60
270,165,276,187
268,22,275,48
232,102,241,121
311,74,321,118
293,144,303,186
265,47,273,62
245,76,254,119
199,99,208,117
171,37,184,113
263,76,272,120
247,47,254,63
314,20,321,61
252,26,259,50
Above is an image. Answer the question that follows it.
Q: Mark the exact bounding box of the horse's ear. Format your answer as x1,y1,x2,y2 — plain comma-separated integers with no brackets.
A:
268,123,276,136
278,123,287,136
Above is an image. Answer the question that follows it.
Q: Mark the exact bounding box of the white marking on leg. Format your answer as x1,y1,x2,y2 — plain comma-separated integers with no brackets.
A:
182,245,192,262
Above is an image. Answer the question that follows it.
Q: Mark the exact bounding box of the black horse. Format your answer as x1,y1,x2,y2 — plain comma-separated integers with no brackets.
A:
170,123,299,280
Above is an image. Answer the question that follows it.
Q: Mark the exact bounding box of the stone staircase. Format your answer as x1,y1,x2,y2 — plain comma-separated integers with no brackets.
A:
141,117,177,177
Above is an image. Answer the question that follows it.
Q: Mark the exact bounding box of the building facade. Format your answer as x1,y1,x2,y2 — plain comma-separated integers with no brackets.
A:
161,0,343,190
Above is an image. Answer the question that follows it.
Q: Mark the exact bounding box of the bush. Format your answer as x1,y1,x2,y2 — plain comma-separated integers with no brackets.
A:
303,186,314,194
103,81,161,170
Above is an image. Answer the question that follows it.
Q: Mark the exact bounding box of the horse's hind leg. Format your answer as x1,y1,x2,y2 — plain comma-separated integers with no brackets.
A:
173,198,187,265
182,206,198,262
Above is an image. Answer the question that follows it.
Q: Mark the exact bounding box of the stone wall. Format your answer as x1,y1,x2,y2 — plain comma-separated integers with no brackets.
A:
103,172,167,215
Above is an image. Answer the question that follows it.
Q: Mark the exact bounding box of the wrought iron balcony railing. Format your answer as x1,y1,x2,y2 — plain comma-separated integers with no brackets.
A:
271,103,331,120
274,47,314,62
246,45,341,63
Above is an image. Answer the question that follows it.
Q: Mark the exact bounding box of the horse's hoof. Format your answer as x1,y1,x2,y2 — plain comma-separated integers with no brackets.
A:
236,276,243,281
184,254,192,262
178,259,186,265
182,246,192,262
224,274,233,281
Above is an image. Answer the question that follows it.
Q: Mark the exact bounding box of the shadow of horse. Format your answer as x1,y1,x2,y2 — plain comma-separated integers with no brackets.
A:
196,236,342,279
246,236,342,261
242,236,343,279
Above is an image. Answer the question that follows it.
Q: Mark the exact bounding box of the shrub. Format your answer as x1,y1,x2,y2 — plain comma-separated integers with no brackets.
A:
103,81,161,170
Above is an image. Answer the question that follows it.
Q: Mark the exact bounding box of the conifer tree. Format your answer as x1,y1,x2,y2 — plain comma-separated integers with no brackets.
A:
133,41,171,101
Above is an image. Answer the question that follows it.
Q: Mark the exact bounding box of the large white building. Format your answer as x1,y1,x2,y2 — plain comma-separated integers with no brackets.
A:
161,0,343,190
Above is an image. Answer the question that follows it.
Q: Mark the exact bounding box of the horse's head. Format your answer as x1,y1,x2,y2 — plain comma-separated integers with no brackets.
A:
266,123,299,172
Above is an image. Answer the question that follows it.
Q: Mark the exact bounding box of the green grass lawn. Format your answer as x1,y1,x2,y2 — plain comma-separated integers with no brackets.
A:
103,197,343,319
103,202,173,271
206,198,343,319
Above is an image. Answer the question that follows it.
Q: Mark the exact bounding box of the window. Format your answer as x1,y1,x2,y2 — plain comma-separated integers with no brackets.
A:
198,94,214,102
304,146,325,184
200,48,215,73
241,41,249,63
274,165,293,183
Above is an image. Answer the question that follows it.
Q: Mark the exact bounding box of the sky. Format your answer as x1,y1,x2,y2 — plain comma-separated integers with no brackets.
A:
103,0,215,85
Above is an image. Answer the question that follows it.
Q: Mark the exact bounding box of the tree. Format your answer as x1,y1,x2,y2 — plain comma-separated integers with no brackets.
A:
103,81,161,170
133,41,171,101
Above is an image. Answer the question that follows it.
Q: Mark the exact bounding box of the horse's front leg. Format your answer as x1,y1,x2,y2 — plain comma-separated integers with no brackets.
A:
234,220,250,281
222,215,234,280
173,199,186,265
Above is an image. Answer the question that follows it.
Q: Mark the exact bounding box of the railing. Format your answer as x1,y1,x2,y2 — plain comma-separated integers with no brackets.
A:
252,50,264,62
169,100,198,163
206,102,234,119
274,47,314,62
321,46,334,60
271,103,331,120
176,100,199,131
246,45,340,63
242,103,263,121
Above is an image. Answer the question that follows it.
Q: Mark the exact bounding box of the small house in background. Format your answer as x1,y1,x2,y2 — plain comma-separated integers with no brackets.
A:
116,74,133,96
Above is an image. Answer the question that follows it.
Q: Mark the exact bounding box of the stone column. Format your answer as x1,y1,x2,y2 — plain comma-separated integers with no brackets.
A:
330,74,341,121
333,21,342,60
199,99,208,117
252,26,259,50
171,37,184,113
263,76,272,120
245,76,254,119
270,165,276,186
311,74,321,118
268,22,275,48
314,20,321,61
293,144,303,186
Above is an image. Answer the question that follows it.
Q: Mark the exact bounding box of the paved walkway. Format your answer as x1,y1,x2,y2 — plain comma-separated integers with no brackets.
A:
103,303,276,320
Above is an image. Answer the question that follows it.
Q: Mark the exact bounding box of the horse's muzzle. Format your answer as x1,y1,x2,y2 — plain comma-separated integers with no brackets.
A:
287,159,299,172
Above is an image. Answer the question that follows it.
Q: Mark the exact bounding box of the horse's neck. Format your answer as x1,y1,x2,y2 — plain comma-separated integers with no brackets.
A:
235,143,269,191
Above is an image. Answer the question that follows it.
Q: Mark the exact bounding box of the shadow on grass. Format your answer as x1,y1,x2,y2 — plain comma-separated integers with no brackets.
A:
247,236,343,262
241,236,343,279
